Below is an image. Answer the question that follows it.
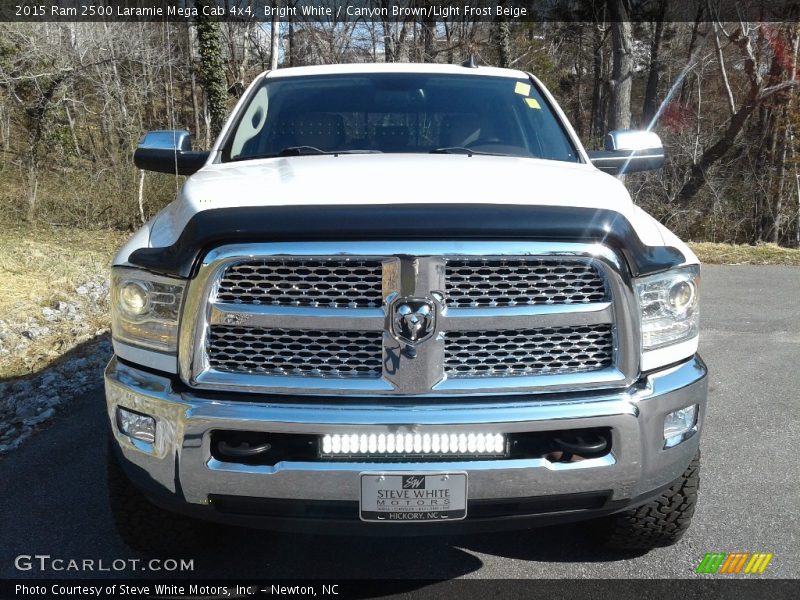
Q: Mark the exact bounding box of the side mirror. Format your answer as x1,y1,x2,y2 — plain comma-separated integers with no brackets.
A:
588,130,665,175
133,130,209,176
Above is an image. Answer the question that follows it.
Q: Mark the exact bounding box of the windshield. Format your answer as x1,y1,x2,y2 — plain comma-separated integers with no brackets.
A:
222,73,580,162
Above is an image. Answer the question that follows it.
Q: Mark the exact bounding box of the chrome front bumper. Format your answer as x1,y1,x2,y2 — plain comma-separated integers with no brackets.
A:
105,356,707,529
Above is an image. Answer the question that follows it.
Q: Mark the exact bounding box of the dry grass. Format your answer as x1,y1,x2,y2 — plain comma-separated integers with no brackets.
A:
0,224,128,379
689,242,800,266
0,224,126,316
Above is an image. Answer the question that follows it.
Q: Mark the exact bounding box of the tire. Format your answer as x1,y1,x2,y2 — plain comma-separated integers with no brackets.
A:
595,451,700,550
106,441,207,554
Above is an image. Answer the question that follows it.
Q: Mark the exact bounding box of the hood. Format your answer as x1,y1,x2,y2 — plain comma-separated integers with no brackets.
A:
147,154,649,248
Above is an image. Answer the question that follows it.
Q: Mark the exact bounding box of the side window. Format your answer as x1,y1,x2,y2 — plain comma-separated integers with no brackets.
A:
230,86,269,159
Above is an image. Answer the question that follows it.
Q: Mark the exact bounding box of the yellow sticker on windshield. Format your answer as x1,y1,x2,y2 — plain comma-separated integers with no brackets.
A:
525,97,541,109
514,81,531,96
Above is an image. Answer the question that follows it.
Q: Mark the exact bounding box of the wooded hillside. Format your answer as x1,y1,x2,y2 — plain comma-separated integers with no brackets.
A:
0,4,798,246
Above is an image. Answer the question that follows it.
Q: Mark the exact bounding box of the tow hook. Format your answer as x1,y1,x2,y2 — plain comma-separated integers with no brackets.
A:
550,432,609,462
217,440,272,459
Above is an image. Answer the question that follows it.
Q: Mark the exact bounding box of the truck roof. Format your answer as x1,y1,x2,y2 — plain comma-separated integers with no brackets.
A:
261,62,530,80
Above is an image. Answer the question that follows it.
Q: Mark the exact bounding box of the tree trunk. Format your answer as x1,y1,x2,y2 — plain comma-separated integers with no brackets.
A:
642,2,666,124
24,75,63,220
757,110,778,241
63,100,80,157
607,0,632,131
444,21,454,64
573,26,585,138
194,0,228,139
792,127,800,247
678,4,705,105
590,25,606,137
382,17,394,62
772,107,789,244
422,14,436,63
791,29,800,247
187,26,202,140
26,161,38,221
494,12,511,68
288,9,294,67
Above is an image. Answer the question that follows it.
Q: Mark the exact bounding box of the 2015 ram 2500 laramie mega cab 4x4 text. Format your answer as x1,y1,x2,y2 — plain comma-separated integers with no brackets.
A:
106,63,706,552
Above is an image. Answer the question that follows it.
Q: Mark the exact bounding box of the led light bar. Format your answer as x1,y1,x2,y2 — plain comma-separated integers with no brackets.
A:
320,432,506,457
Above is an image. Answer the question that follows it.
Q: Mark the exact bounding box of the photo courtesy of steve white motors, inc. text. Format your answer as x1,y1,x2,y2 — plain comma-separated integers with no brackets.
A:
13,583,339,597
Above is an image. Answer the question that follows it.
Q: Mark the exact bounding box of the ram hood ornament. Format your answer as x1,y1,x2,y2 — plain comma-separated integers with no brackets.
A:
390,297,436,347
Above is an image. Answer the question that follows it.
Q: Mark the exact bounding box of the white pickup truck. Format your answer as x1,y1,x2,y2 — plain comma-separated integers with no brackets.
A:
106,63,705,552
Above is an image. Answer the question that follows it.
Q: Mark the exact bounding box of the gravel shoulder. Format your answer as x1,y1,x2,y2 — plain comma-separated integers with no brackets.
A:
0,225,125,453
0,224,125,379
0,336,111,453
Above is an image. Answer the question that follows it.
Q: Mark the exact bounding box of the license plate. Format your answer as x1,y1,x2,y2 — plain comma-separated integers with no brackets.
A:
359,472,467,522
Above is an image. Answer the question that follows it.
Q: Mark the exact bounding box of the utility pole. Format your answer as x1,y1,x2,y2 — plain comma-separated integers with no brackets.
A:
270,0,280,70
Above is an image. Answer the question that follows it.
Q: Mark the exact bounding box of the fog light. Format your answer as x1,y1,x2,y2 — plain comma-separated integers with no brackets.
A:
117,407,156,443
663,405,697,448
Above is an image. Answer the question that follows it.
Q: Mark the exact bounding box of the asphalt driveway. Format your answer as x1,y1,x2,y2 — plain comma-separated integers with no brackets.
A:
1,265,798,579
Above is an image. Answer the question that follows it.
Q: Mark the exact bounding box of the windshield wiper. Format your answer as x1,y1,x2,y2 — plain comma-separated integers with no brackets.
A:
277,146,329,156
232,147,383,161
429,146,508,156
278,146,384,156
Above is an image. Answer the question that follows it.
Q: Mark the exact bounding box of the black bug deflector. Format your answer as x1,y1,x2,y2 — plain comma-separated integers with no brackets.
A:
128,204,685,279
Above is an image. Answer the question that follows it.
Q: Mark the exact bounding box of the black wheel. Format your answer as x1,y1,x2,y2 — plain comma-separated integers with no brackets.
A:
595,451,700,550
107,441,208,554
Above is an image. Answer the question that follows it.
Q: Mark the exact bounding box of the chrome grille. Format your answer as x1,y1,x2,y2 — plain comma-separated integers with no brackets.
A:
445,258,607,308
216,258,383,308
184,242,634,396
444,325,614,378
207,326,383,378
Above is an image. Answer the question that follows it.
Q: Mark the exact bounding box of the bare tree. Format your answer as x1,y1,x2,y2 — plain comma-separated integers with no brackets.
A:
676,22,800,204
0,17,798,244
642,0,667,124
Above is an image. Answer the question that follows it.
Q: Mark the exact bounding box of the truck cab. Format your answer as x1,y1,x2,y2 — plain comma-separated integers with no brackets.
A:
106,63,705,552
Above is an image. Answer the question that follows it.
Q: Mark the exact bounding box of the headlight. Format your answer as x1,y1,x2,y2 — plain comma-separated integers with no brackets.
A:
636,265,699,353
111,268,185,353
118,280,150,315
